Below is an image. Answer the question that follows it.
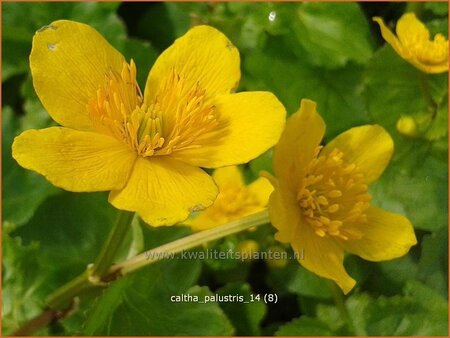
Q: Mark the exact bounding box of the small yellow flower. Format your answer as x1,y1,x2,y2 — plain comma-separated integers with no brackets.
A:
396,115,418,137
265,245,288,269
266,99,417,294
237,240,260,261
374,13,448,73
187,166,273,231
12,21,286,226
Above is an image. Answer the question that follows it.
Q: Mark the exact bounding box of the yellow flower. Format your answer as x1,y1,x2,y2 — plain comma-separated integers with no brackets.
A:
187,166,273,231
12,21,286,226
266,99,417,294
237,240,260,261
265,245,288,269
374,13,448,73
396,115,417,137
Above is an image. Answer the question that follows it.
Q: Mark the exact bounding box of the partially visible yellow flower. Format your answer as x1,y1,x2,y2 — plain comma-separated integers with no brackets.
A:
187,166,273,231
237,240,260,261
12,21,285,226
396,115,418,137
374,13,448,73
265,245,288,269
266,99,417,294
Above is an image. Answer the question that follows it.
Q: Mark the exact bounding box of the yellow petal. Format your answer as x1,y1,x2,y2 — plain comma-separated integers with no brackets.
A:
415,59,449,74
273,99,325,190
188,167,271,232
394,13,446,74
374,15,448,74
12,127,136,191
186,211,219,232
212,166,244,189
109,157,218,227
30,20,125,130
373,17,409,60
396,13,429,46
340,206,417,262
171,92,286,168
144,25,240,104
295,221,356,294
322,125,393,184
248,176,273,207
269,186,356,294
268,184,300,244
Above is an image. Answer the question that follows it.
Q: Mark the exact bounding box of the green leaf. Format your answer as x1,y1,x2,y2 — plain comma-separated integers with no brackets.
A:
315,293,372,335
417,226,448,296
293,2,373,68
79,224,234,336
364,46,426,130
275,316,334,336
364,45,448,140
425,2,448,16
403,280,447,314
378,255,418,288
20,76,54,131
2,107,58,226
203,3,275,53
365,45,448,232
134,2,207,52
216,283,267,335
369,141,447,232
2,234,50,335
315,304,346,334
365,282,448,335
82,261,234,335
68,2,125,49
244,52,369,138
13,192,116,283
336,283,449,336
285,266,332,300
427,17,449,38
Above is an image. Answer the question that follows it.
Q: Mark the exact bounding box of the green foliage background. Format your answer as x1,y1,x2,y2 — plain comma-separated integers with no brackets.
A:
2,1,448,336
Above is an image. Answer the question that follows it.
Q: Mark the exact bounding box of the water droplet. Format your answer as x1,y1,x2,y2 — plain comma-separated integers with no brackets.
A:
268,11,276,22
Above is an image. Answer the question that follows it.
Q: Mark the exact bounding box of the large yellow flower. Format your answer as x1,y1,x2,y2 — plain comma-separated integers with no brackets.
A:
374,13,448,74
266,99,417,294
187,166,273,231
12,20,285,226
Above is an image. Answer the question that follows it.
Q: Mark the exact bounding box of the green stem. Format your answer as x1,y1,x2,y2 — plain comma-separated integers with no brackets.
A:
12,272,93,336
328,281,357,335
47,271,91,310
11,211,134,336
109,209,270,276
90,210,134,278
11,209,270,336
11,309,56,336
45,211,134,311
418,72,438,119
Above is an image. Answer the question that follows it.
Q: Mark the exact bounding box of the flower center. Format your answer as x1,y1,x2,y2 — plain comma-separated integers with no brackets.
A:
87,60,219,157
297,147,372,240
404,33,448,65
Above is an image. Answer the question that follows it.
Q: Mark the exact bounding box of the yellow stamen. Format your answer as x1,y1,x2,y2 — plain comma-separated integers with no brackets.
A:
206,184,261,223
87,61,220,157
297,147,371,240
